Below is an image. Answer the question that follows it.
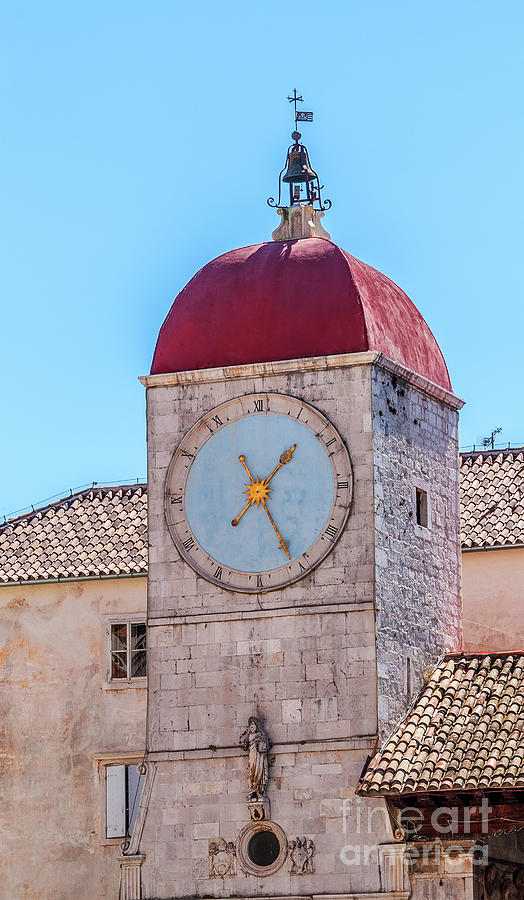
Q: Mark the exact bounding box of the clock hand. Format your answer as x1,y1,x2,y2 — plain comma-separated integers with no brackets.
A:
261,498,291,560
231,498,254,527
238,454,255,484
262,444,296,488
231,447,295,535
231,455,264,526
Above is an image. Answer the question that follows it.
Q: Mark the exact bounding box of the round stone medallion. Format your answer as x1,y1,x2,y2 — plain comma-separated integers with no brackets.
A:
236,821,287,877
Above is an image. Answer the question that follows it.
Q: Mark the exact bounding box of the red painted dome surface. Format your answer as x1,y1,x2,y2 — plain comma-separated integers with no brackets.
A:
151,238,451,391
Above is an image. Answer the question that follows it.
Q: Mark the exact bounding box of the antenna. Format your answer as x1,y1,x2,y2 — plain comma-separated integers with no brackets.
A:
478,427,503,450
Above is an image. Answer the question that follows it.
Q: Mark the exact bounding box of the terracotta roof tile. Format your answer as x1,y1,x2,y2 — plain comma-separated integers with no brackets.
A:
358,653,524,796
1,449,521,581
460,448,524,548
0,485,147,583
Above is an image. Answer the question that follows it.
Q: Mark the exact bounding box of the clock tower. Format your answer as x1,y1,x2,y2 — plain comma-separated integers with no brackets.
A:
124,121,463,900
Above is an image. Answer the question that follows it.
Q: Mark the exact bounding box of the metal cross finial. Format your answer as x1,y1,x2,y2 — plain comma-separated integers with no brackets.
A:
287,89,313,128
288,88,304,123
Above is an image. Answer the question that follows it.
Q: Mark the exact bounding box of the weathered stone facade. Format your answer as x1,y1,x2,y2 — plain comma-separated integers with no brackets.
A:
137,351,463,898
146,361,376,622
372,366,462,733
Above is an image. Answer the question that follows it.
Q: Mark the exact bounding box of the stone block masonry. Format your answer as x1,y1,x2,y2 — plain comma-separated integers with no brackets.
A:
146,363,376,621
140,748,395,899
149,606,378,754
372,366,462,735
139,353,463,899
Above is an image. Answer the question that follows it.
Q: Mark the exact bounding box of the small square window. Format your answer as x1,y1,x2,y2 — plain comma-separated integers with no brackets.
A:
110,621,147,681
415,487,429,528
105,763,145,839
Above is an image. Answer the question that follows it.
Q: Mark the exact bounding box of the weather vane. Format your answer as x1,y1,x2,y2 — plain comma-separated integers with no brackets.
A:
288,88,313,126
268,90,331,211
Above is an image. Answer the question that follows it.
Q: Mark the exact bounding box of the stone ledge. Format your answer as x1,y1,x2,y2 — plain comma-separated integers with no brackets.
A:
139,350,463,410
145,895,409,900
312,895,410,900
139,351,378,388
147,600,374,627
146,735,378,761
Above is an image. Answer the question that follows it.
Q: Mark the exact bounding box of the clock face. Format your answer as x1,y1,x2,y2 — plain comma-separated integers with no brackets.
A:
164,393,352,593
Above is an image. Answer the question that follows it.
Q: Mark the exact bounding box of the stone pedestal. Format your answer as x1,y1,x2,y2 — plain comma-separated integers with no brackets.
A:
247,796,271,821
272,204,331,241
118,855,144,900
379,843,411,892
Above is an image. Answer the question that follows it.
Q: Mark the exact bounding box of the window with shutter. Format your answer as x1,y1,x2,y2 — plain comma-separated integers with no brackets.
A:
105,763,145,839
106,764,126,838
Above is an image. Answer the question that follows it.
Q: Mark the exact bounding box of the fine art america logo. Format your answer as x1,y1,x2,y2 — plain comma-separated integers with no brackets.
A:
339,797,491,867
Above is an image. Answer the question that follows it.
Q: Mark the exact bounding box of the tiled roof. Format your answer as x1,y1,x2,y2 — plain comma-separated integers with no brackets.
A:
460,448,524,549
0,485,147,583
358,653,524,796
2,448,522,582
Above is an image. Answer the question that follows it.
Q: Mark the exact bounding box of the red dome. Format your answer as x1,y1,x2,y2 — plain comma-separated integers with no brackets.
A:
151,237,451,391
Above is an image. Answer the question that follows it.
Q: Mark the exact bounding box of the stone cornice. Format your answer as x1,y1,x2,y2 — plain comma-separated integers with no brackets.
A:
139,351,464,410
148,600,373,627
147,735,378,762
373,353,464,410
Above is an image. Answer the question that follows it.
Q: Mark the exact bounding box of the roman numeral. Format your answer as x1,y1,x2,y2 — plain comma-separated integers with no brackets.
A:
337,480,349,489
181,450,194,460
325,437,336,448
325,524,338,539
256,575,263,588
182,535,195,552
170,495,182,505
298,561,306,572
214,566,223,580
253,399,264,412
211,414,223,427
296,407,303,419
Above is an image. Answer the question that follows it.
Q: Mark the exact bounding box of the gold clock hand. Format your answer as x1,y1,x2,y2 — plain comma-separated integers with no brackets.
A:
263,444,296,487
232,455,260,526
261,498,291,560
232,448,295,535
231,498,254,527
238,454,255,484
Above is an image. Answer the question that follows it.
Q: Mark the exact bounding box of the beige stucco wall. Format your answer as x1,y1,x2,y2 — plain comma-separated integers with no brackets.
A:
462,548,524,651
0,575,147,900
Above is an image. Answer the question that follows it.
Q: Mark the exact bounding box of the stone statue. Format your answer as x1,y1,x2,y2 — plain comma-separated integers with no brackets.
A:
239,716,271,800
305,839,315,873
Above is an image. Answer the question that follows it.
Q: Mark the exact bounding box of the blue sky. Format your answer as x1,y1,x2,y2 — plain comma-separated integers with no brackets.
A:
2,1,523,519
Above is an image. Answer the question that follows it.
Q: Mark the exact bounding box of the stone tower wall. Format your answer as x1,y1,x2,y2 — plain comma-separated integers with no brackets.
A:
142,360,382,897
146,362,376,623
371,365,462,735
138,353,463,898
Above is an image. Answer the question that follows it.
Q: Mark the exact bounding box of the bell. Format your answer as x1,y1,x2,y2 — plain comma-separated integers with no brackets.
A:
282,146,316,184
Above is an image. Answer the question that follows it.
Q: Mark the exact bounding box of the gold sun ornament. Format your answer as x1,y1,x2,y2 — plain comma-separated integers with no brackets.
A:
230,445,296,560
244,475,271,507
